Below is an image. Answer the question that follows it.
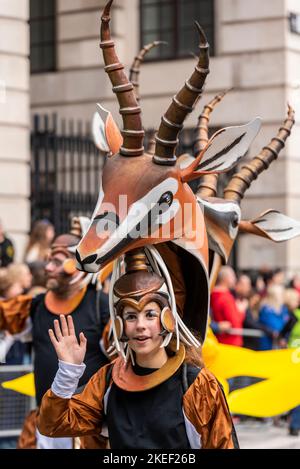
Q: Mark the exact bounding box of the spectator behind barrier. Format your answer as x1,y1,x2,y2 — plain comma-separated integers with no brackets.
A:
24,220,55,265
258,284,289,350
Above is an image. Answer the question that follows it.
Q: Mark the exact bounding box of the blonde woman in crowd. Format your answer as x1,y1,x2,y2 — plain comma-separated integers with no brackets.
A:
7,264,32,294
0,267,28,365
0,268,23,300
258,284,289,350
24,220,55,265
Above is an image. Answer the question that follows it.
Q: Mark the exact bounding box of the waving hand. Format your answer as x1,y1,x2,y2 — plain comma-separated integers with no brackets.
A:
49,315,87,365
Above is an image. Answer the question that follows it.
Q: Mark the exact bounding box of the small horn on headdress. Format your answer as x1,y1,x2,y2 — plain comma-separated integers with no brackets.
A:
129,41,166,102
195,89,231,197
224,104,295,203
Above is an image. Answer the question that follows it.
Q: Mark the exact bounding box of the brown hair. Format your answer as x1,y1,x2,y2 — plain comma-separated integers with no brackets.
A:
0,268,10,296
24,220,54,261
167,334,203,368
0,267,23,298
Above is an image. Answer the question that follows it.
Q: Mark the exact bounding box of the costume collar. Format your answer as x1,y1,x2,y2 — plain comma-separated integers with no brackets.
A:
45,287,87,316
112,343,185,392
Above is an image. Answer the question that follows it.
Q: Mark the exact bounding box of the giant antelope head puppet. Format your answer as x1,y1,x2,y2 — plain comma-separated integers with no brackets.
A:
76,0,300,349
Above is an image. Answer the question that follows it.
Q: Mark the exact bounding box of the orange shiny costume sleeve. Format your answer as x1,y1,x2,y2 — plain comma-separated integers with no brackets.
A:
37,364,112,438
0,295,32,334
183,368,236,449
101,320,112,354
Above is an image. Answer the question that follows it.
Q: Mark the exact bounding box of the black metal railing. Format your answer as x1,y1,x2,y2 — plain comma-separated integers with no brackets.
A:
30,114,104,234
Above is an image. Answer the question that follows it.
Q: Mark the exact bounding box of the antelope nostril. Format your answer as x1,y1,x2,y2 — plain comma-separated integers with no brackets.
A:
82,254,98,265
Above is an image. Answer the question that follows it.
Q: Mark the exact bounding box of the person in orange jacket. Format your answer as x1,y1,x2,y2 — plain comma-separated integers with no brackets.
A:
38,248,239,449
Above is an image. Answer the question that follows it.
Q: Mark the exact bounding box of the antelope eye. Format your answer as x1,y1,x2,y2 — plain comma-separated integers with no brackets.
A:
158,191,173,207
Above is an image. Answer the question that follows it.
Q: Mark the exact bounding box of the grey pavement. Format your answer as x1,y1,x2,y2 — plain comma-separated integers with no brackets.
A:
236,420,300,449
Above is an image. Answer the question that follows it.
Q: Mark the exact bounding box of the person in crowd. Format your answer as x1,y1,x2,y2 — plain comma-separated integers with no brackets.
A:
260,267,285,297
254,274,266,296
7,263,33,294
37,248,239,449
26,261,47,297
277,288,300,436
210,266,243,347
0,267,25,365
0,265,28,449
288,274,300,297
0,219,110,449
258,284,289,350
243,290,276,350
0,268,23,300
24,219,55,265
0,219,14,267
280,288,300,347
272,268,285,286
235,273,252,321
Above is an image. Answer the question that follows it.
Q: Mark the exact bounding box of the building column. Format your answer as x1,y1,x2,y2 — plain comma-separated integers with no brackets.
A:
0,0,30,261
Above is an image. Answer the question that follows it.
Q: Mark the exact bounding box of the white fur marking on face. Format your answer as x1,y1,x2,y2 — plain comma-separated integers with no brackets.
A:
96,177,179,256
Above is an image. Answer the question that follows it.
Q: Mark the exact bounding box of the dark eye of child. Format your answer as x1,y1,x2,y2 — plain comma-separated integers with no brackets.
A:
147,310,157,317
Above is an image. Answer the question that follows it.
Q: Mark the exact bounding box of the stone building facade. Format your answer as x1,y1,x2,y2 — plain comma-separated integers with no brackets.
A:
0,0,30,260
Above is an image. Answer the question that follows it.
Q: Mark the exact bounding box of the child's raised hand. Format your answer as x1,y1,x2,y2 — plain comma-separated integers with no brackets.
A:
48,315,87,365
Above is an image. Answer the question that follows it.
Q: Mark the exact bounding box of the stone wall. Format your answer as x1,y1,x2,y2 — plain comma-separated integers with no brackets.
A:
0,0,30,261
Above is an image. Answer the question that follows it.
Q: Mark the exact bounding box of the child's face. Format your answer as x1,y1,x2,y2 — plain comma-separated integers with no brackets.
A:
123,301,163,358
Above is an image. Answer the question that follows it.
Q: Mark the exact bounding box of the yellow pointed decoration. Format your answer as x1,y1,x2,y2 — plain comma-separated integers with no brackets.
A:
202,327,300,417
1,372,35,397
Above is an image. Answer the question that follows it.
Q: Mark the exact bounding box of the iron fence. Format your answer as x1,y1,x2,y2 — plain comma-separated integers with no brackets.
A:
0,364,35,438
30,114,104,234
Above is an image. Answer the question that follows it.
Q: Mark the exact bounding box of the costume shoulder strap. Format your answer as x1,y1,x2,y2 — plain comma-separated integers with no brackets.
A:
105,362,113,391
181,362,202,393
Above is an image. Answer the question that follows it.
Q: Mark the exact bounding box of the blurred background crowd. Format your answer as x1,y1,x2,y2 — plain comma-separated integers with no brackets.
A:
1,216,300,367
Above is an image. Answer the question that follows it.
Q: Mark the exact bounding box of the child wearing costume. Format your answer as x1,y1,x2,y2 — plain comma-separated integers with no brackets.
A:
38,248,238,449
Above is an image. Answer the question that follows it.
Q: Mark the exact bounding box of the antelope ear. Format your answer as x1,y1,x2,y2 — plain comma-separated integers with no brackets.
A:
239,209,300,242
92,103,123,155
181,117,261,183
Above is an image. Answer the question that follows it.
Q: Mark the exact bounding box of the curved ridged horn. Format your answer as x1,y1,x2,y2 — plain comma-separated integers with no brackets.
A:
153,23,210,166
224,105,295,203
194,89,230,155
147,129,156,155
196,89,230,197
100,0,144,157
130,41,166,102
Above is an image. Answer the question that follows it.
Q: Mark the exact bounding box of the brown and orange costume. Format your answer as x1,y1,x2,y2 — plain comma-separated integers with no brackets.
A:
38,248,238,449
38,356,237,449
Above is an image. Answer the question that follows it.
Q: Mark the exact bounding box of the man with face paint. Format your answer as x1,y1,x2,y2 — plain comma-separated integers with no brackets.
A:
0,218,110,449
37,248,239,449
